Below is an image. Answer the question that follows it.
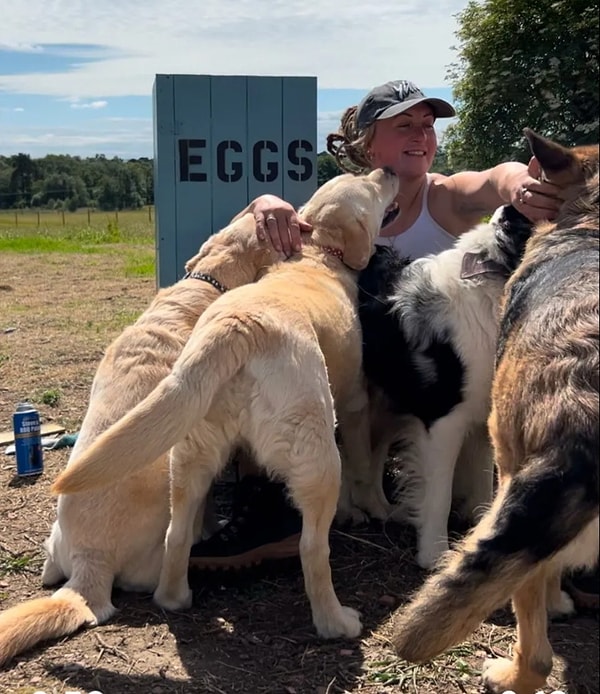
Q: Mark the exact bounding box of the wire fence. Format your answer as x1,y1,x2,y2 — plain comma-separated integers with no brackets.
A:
0,206,154,229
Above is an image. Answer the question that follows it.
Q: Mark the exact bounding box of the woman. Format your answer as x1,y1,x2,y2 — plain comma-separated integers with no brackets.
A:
253,79,560,257
189,79,563,570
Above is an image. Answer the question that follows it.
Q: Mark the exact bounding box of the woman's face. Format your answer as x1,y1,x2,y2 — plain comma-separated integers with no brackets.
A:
368,102,438,178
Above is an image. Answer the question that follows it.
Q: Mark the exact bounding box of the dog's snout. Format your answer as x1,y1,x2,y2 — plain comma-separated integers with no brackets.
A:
382,166,397,178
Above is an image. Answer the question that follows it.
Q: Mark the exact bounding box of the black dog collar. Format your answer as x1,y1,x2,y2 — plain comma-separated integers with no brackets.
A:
183,271,228,293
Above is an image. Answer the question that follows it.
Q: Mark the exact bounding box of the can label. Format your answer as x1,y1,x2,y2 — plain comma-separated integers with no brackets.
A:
13,409,44,476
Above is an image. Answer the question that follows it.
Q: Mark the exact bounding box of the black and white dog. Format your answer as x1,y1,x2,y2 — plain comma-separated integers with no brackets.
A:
356,205,534,569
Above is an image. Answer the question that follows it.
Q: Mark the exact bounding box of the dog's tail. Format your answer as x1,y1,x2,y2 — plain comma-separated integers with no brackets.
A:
391,441,598,662
0,587,97,667
52,310,273,495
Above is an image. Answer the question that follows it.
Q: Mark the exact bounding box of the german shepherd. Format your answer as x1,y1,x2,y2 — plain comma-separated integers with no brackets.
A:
390,129,599,694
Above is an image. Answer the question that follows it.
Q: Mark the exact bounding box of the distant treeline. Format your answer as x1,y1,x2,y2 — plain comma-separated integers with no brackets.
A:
0,149,454,212
0,153,154,212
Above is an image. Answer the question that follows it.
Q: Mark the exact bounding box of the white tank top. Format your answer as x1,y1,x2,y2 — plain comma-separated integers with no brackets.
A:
375,174,456,260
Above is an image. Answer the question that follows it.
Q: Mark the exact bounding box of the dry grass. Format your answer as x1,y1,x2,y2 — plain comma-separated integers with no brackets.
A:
0,239,597,694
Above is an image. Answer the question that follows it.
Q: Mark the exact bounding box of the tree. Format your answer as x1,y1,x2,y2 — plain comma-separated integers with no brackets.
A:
0,153,155,209
9,153,39,205
94,175,121,211
430,143,455,175
0,157,14,209
35,172,88,208
317,152,342,187
445,0,599,169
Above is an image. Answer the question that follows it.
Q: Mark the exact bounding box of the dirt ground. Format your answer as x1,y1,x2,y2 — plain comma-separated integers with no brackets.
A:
0,251,597,694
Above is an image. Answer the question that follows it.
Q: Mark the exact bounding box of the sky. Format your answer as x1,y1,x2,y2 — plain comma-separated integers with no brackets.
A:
0,0,467,159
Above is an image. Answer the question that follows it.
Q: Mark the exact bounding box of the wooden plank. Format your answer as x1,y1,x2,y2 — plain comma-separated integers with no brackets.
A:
209,75,249,234
246,76,284,203
0,422,65,446
153,74,178,288
173,74,213,279
282,76,318,209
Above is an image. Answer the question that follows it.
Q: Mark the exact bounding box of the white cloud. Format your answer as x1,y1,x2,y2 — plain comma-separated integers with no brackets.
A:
0,121,154,158
1,0,467,98
0,41,44,53
70,100,108,109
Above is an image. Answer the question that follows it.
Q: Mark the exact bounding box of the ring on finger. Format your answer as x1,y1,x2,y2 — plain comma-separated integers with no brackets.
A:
265,214,277,222
519,185,528,204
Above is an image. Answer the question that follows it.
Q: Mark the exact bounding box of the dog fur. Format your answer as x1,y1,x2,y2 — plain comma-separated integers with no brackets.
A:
390,130,599,694
356,204,534,568
0,213,282,667
51,169,400,640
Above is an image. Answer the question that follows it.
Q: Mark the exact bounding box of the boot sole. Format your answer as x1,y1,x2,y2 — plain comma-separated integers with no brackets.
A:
189,533,301,570
563,577,600,611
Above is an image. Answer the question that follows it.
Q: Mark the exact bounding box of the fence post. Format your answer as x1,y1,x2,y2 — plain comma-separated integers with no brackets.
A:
14,212,18,227
37,211,40,228
62,210,65,226
88,208,91,225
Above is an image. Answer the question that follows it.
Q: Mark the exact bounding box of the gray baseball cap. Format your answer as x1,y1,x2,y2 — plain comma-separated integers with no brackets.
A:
356,80,455,131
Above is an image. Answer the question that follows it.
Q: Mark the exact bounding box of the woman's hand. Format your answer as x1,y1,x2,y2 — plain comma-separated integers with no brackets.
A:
511,157,564,222
252,194,313,257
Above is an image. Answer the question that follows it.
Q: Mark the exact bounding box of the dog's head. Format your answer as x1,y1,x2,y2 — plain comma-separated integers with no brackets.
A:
299,168,400,270
524,128,599,234
457,205,535,281
491,204,535,273
524,128,599,195
183,213,279,285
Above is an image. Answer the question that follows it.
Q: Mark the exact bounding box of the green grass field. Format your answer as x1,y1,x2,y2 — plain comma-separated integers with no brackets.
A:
0,207,156,276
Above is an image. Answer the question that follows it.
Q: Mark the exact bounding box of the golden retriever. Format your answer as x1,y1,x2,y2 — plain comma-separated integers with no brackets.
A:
52,168,400,639
390,131,599,694
0,213,281,667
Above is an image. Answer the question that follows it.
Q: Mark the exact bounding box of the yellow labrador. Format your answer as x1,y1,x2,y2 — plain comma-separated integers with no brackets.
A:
53,168,400,639
0,213,281,667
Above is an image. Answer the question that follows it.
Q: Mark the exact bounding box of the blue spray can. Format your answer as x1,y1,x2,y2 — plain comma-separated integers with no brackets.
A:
12,402,44,477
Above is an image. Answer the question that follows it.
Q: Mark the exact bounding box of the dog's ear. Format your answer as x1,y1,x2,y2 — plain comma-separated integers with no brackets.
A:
342,220,375,270
524,128,599,190
524,128,574,175
184,250,203,273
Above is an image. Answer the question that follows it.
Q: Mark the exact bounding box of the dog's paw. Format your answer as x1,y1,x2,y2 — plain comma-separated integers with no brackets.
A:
481,657,517,694
416,541,449,571
481,656,549,694
314,605,362,639
352,490,394,522
335,503,370,526
41,556,66,586
153,583,193,611
548,589,576,619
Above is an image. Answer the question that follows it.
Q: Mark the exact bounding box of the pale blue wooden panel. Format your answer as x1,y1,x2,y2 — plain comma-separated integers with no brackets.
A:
209,76,249,234
282,77,318,210
154,75,318,288
246,76,283,203
173,74,213,282
153,75,178,288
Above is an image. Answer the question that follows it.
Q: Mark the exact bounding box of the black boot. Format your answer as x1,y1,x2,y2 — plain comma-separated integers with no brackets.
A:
563,563,599,611
189,475,302,569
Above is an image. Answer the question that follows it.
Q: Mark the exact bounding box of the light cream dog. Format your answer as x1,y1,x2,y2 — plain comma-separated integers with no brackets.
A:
53,168,400,639
0,213,281,667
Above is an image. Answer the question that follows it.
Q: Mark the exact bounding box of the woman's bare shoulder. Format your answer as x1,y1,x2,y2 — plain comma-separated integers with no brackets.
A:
427,172,485,236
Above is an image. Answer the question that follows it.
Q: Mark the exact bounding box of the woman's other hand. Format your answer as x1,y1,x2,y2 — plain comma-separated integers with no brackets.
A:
252,195,313,257
511,157,564,222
